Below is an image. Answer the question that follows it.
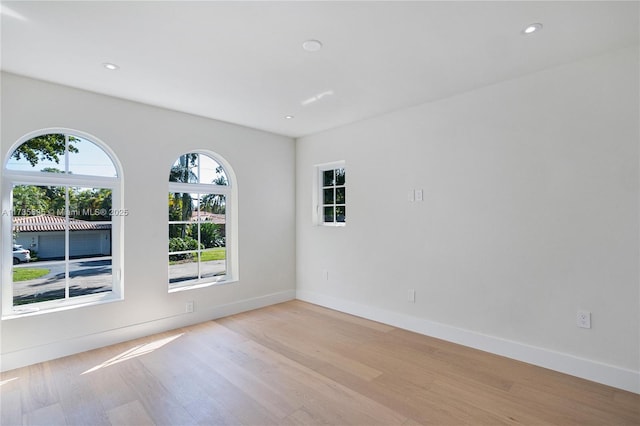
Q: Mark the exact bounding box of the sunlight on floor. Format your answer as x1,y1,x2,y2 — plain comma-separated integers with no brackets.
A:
82,333,184,375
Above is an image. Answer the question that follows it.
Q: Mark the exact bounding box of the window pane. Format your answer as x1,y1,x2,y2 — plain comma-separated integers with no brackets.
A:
169,252,199,285
12,224,34,265
196,222,225,249
13,259,66,305
169,224,191,242
199,193,225,216
200,248,226,280
69,230,111,259
336,206,346,223
335,168,345,186
169,154,198,183
323,188,334,205
69,187,112,221
198,154,228,186
336,187,345,204
68,258,112,296
324,206,334,223
168,192,197,221
13,184,65,217
68,137,117,177
323,169,334,187
6,134,68,173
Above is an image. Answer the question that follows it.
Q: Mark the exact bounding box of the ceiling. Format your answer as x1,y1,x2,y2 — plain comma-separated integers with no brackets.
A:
1,1,638,138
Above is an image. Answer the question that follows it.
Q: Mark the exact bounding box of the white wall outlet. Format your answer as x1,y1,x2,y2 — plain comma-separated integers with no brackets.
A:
415,189,423,202
322,269,329,281
408,289,416,303
577,310,591,329
185,301,194,313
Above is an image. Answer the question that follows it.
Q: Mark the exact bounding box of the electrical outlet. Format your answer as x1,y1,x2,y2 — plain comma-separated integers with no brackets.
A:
577,310,591,329
185,301,194,313
408,289,416,303
322,269,329,281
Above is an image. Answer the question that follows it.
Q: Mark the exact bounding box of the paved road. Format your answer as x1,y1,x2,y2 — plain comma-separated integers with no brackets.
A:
13,258,113,301
13,257,226,302
169,260,226,285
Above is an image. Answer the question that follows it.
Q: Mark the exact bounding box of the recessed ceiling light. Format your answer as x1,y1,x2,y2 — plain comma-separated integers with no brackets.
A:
103,62,119,70
522,23,543,35
285,115,294,120
302,39,323,52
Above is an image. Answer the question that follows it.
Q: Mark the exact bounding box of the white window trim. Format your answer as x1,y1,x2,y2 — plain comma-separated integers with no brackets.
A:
2,128,124,318
168,150,238,292
314,160,346,227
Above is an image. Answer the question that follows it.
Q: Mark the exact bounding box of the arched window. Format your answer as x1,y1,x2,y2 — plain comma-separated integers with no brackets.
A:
2,129,123,316
168,151,236,290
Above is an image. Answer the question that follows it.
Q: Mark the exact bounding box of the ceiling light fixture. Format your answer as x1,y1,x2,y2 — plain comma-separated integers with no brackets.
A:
522,23,543,35
302,39,323,52
103,62,120,70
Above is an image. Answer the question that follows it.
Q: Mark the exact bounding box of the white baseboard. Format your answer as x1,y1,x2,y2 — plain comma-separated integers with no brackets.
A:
296,290,640,394
0,289,296,372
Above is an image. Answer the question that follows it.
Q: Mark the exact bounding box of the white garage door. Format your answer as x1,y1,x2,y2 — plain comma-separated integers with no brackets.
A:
38,233,65,259
38,231,106,259
70,232,102,257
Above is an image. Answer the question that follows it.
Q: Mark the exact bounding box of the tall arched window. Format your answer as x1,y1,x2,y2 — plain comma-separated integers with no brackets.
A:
2,129,123,316
168,151,236,290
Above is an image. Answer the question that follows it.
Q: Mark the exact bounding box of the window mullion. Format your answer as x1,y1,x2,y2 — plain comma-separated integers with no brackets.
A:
65,185,70,300
65,134,70,174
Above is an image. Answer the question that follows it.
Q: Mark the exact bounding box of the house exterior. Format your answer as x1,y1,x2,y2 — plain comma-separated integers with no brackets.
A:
13,215,111,260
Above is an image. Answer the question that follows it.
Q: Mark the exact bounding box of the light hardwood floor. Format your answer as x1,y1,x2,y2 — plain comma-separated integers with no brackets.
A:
1,300,639,425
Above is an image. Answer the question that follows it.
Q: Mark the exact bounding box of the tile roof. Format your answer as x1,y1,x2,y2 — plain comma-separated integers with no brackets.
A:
190,212,226,224
12,215,111,232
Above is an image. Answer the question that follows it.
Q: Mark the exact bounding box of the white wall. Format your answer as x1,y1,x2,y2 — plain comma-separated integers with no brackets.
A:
1,73,296,369
296,47,640,393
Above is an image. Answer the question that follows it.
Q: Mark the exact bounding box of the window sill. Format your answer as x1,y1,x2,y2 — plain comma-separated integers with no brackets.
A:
2,293,122,320
168,278,238,293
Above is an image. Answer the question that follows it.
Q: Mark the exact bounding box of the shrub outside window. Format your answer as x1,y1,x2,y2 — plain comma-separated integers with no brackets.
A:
2,130,122,316
168,152,234,290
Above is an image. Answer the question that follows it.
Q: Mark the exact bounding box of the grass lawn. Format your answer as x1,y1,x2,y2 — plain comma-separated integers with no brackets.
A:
201,248,226,261
13,268,50,282
170,247,226,264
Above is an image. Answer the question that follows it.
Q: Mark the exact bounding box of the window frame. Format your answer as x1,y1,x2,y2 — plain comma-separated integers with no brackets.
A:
2,129,123,318
168,150,237,292
315,161,346,227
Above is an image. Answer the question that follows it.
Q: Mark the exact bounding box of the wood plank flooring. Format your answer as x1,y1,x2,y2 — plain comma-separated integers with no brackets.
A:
1,300,639,425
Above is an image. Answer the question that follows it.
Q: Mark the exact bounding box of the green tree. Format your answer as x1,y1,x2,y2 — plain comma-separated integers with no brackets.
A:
169,154,198,237
73,188,112,220
201,193,225,214
12,185,49,215
11,134,78,167
201,166,227,214
189,222,224,248
39,168,66,215
168,236,202,261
